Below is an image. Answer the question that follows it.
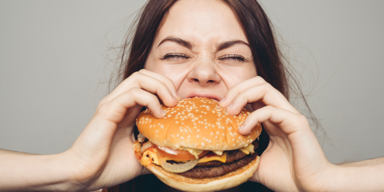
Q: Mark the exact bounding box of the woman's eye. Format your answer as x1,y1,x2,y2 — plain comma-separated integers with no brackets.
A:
218,54,246,62
161,53,190,61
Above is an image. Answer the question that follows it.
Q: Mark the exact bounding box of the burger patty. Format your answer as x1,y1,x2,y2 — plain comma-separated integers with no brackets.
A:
179,152,257,178
196,149,247,167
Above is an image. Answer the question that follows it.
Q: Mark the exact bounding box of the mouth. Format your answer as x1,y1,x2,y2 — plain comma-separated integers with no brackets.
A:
185,93,221,101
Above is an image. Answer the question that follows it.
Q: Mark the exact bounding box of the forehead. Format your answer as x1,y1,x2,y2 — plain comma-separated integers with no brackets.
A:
155,0,248,46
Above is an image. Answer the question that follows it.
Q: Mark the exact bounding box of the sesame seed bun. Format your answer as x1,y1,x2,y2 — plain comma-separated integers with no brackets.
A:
136,97,262,151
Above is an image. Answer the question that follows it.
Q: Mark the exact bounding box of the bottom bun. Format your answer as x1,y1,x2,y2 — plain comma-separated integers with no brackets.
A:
146,156,260,192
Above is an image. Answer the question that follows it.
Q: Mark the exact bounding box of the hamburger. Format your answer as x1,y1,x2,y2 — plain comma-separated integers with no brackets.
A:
133,97,262,191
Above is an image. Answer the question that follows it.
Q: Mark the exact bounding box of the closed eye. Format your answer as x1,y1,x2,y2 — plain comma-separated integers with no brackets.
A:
161,53,191,61
218,54,246,62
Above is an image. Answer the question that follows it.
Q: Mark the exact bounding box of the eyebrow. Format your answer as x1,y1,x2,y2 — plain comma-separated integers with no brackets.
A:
158,37,192,49
157,36,250,51
217,40,250,51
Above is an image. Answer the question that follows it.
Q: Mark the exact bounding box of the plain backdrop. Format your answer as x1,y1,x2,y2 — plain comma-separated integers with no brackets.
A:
1,0,383,164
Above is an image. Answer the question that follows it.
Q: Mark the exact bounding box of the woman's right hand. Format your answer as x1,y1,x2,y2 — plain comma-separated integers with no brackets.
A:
62,69,179,191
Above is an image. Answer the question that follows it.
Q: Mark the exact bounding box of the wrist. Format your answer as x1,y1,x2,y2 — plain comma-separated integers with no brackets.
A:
0,150,79,191
319,163,343,191
326,159,384,191
59,150,101,192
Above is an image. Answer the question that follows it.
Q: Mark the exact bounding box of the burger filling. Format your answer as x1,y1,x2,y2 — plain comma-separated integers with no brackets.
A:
136,134,258,178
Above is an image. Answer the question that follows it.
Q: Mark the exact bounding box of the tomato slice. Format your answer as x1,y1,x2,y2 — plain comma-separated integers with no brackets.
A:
205,151,218,158
155,145,208,161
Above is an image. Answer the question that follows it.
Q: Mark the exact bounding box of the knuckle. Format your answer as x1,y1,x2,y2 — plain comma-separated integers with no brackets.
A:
139,69,147,73
96,102,110,116
98,97,108,107
128,87,142,96
131,71,141,79
264,105,275,112
296,113,308,122
255,76,266,83
262,82,272,89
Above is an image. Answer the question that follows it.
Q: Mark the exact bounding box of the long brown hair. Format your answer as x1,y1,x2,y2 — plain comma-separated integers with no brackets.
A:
113,0,287,97
106,0,318,191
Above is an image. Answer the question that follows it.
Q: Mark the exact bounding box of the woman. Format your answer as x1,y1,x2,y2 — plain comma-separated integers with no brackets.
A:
1,0,383,191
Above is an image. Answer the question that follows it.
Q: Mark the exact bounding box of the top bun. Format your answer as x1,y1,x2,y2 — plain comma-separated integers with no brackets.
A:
136,97,262,151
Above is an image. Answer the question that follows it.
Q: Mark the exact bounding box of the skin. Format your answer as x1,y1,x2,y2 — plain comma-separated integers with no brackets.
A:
144,1,329,191
145,0,256,101
2,0,384,191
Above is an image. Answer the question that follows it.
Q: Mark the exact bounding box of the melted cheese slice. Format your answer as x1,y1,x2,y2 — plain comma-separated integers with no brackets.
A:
198,152,227,163
184,148,204,159
239,143,255,155
141,148,160,166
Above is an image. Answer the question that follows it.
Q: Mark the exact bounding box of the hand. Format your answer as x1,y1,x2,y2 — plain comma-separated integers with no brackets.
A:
63,69,179,191
219,76,334,192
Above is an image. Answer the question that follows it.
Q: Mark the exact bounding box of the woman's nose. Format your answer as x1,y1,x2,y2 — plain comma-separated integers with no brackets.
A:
187,59,221,86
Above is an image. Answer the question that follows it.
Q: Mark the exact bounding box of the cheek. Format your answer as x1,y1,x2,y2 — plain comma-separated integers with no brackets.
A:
144,60,191,90
218,64,257,89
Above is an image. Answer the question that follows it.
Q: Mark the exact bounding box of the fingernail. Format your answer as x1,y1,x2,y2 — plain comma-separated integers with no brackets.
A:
228,103,234,109
176,93,182,100
239,122,246,131
220,97,226,103
161,108,166,116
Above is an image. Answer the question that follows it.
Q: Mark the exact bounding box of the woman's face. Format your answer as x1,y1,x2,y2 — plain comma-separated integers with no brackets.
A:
145,0,257,101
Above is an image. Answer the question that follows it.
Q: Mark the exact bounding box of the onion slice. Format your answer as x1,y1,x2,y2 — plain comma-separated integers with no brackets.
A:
159,158,199,173
137,133,145,143
140,141,153,153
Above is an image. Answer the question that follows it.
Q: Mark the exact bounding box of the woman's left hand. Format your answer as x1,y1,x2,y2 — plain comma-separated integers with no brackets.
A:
219,76,335,192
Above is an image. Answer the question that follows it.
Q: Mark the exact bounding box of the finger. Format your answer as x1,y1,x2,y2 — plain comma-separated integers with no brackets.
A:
98,87,166,124
238,106,304,136
219,76,266,107
70,88,165,170
101,71,178,107
138,69,181,100
225,82,299,116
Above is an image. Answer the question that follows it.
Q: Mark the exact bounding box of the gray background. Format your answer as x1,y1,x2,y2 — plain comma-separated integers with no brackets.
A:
1,0,383,164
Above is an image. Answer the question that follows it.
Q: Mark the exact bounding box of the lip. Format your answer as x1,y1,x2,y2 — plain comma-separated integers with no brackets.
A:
185,92,222,101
